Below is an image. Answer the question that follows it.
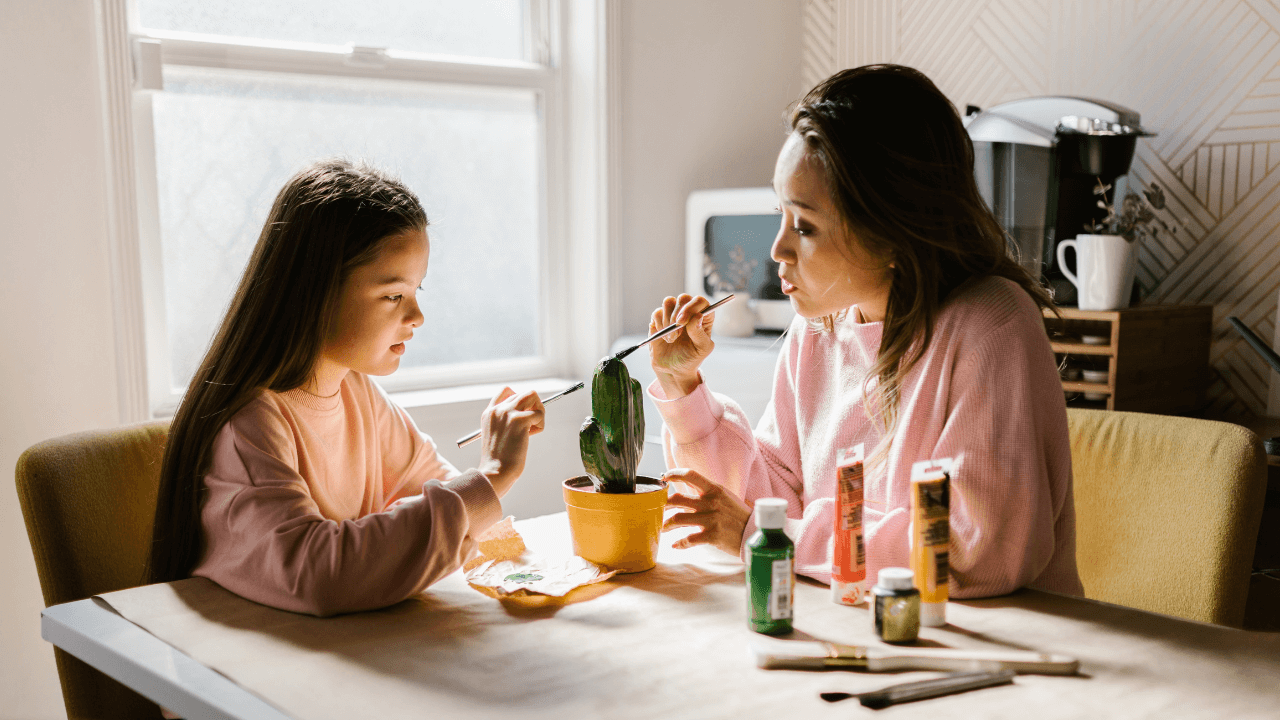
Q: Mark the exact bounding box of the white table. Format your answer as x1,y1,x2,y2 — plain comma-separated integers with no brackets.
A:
42,597,289,720
44,513,1280,720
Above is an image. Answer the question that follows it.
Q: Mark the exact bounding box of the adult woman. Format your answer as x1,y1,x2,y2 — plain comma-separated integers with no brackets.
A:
649,65,1082,599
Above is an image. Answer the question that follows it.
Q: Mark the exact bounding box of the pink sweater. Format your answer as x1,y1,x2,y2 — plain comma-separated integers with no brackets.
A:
193,372,502,616
652,277,1083,599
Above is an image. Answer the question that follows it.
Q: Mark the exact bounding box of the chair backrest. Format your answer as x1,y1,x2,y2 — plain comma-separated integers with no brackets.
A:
16,421,170,720
1067,408,1266,628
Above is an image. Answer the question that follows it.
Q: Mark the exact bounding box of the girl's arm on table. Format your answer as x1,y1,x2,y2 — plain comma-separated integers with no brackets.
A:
197,418,501,617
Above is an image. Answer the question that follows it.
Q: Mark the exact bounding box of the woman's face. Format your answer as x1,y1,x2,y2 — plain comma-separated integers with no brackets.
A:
770,132,893,322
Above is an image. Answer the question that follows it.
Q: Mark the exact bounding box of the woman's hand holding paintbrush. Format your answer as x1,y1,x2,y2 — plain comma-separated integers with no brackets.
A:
648,293,730,400
457,294,728,445
637,293,750,555
456,292,729,495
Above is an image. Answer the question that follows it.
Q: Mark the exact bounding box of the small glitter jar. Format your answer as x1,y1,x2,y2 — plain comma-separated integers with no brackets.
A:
872,567,921,644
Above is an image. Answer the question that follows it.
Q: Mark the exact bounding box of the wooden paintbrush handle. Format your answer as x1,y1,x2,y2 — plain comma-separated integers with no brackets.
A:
858,645,1079,675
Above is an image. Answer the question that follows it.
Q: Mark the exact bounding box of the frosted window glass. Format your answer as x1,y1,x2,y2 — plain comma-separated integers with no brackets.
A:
152,65,541,391
139,0,527,61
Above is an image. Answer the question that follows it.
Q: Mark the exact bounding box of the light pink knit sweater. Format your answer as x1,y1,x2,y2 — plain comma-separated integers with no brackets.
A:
193,372,502,616
651,277,1083,599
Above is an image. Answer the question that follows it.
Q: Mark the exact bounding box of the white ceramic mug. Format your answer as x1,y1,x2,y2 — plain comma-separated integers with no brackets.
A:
1057,234,1137,311
710,292,755,337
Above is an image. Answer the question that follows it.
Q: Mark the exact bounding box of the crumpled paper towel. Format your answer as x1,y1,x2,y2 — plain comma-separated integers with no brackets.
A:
467,555,616,597
463,516,527,572
464,516,615,598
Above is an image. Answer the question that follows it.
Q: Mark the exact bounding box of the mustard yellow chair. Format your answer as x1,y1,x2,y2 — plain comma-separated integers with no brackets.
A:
1067,408,1266,628
16,422,169,720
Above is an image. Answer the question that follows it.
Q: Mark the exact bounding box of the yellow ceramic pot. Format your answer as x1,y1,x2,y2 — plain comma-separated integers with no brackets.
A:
563,475,667,573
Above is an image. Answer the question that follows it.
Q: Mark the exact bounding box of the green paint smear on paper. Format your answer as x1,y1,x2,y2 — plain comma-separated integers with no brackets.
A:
504,573,544,583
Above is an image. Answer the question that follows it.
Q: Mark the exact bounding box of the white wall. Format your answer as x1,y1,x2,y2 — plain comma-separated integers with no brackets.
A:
617,0,803,335
1,2,122,718
0,1,802,717
402,383,593,522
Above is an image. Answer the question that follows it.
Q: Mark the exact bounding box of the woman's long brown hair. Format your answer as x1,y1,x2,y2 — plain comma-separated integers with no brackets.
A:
789,65,1056,443
147,159,427,584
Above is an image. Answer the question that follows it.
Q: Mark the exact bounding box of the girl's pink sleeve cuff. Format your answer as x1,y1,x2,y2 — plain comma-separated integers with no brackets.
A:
646,378,725,445
442,469,503,537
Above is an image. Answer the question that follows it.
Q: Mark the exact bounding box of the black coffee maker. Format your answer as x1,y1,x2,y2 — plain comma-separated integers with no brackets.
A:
964,97,1154,306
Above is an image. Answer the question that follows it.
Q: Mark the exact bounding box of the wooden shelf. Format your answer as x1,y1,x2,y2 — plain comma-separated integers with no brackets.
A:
1061,381,1110,395
1044,304,1212,415
1050,342,1113,356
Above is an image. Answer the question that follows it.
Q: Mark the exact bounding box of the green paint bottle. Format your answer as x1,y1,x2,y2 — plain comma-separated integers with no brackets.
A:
747,498,794,635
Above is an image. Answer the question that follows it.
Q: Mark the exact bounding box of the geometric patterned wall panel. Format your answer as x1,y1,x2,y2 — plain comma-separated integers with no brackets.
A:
803,0,1280,417
802,0,840,92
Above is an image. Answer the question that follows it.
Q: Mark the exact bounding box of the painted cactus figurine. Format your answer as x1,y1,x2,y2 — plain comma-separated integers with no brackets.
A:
579,356,645,493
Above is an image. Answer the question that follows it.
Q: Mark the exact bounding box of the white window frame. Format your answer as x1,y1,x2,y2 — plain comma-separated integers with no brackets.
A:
96,0,619,421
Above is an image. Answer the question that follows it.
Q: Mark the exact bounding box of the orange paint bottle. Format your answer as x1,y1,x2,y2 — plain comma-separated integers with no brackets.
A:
831,444,867,606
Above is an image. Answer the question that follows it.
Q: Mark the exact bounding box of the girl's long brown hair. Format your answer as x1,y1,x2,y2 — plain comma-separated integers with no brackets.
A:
789,65,1056,442
147,159,427,584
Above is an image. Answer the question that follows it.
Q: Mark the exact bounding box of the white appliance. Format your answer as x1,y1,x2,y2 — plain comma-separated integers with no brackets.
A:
686,187,796,331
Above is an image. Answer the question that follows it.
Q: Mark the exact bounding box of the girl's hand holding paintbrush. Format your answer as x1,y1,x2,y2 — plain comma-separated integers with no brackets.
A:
649,293,720,400
474,387,545,497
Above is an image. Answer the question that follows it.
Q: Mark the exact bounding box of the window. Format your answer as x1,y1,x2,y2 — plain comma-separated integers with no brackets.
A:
117,0,612,417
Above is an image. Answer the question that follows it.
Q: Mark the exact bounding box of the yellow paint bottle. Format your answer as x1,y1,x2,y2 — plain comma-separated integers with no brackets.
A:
909,458,952,627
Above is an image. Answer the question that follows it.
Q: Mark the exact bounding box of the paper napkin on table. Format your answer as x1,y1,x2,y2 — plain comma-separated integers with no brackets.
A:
464,516,528,571
466,555,616,597
463,516,615,598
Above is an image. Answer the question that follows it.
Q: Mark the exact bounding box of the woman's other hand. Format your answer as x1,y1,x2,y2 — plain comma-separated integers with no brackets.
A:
650,294,716,399
661,468,750,556
477,387,545,497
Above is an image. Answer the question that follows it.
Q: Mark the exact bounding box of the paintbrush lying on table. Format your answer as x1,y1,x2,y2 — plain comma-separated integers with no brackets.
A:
750,636,1079,675
821,669,1017,709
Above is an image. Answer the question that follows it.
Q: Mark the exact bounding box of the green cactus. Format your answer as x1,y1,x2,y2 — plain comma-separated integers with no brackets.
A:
579,356,645,493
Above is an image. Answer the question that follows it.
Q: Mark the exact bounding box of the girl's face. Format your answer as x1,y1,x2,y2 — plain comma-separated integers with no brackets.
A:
771,132,893,323
320,228,429,383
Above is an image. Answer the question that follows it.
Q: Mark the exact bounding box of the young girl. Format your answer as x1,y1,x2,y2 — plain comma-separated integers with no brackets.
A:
651,65,1083,599
147,159,545,616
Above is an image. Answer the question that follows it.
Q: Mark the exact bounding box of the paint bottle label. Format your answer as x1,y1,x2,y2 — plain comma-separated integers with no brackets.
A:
769,558,794,620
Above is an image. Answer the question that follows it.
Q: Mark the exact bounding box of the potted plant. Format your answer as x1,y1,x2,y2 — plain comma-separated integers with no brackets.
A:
562,356,667,573
1057,178,1176,311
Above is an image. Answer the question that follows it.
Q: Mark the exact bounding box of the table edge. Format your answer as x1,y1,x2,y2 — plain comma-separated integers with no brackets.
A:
42,598,292,720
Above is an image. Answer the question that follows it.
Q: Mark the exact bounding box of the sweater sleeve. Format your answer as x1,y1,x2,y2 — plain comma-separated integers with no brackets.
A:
195,408,502,617
365,378,464,506
651,343,831,576
932,315,1070,599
